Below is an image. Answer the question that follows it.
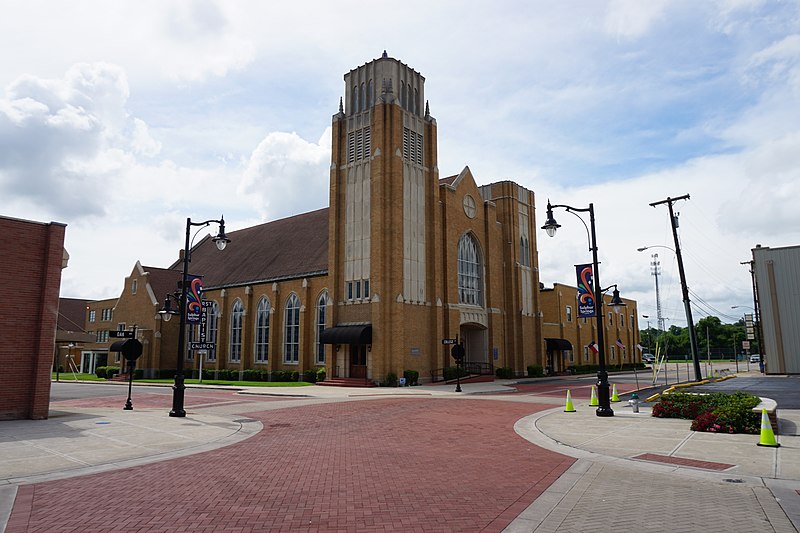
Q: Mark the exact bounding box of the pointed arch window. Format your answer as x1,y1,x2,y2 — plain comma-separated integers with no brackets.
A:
284,294,300,363
229,299,243,363
315,291,328,365
367,79,374,107
255,297,270,363
457,234,483,306
351,86,359,115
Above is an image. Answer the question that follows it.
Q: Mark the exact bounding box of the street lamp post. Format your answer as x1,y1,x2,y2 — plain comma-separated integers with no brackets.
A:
542,201,624,417
161,217,230,418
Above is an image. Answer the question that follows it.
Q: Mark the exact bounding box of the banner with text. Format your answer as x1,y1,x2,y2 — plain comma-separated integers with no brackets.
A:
186,275,204,323
575,263,596,318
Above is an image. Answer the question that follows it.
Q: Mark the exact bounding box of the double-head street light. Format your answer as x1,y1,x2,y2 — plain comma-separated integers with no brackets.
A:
160,217,230,417
542,201,625,417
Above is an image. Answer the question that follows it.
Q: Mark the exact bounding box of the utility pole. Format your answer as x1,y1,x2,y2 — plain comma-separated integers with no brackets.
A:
741,260,765,371
650,194,702,382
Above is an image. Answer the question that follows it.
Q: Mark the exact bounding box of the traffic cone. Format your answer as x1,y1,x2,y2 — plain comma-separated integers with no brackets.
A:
564,390,576,412
589,385,599,406
757,408,780,447
611,383,620,402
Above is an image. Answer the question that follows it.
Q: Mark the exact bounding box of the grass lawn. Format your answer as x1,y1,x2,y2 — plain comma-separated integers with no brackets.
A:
135,379,313,387
52,372,103,381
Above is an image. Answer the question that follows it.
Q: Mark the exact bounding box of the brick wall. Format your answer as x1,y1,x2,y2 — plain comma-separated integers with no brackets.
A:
0,216,66,420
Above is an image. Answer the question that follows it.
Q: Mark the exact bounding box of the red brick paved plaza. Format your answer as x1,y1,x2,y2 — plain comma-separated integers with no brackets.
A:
9,395,573,532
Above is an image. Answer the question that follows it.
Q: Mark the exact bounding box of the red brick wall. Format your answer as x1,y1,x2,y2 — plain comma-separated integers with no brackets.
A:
0,216,66,420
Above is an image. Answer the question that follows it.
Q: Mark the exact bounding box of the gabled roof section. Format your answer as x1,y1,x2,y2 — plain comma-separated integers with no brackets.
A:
141,265,183,304
172,208,329,288
58,298,89,332
439,166,472,189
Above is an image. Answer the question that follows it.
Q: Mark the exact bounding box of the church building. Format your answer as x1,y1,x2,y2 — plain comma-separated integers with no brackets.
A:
79,53,639,383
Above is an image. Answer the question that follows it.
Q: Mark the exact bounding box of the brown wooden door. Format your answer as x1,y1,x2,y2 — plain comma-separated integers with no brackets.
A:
350,345,367,378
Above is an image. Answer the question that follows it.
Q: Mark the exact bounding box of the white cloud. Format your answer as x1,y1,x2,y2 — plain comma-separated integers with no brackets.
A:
603,0,670,40
239,128,331,220
0,63,162,218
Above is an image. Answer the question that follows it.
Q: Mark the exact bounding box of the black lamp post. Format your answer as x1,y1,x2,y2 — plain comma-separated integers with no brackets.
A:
542,200,624,417
160,217,230,417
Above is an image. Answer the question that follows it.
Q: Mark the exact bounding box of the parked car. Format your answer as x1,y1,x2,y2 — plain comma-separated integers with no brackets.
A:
642,353,656,363
750,354,761,364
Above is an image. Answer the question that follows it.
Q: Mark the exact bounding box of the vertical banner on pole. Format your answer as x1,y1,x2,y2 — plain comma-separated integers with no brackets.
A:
575,263,596,318
186,275,204,323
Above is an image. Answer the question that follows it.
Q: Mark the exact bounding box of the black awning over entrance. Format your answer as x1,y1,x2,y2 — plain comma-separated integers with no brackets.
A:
319,325,372,345
545,338,573,351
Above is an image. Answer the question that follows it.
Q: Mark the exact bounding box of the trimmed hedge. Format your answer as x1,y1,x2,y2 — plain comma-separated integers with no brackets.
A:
527,364,544,377
403,370,419,386
95,366,121,379
495,367,514,379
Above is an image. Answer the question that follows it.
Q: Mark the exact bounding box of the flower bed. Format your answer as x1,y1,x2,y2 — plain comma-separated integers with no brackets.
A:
652,391,761,434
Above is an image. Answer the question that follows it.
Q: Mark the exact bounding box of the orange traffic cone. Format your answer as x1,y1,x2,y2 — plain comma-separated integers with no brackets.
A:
564,390,576,412
589,385,599,406
757,408,780,447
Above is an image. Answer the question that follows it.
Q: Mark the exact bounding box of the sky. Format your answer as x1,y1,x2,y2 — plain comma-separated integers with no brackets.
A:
2,0,799,328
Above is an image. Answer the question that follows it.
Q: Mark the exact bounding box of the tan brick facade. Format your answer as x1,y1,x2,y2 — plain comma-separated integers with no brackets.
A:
540,283,640,373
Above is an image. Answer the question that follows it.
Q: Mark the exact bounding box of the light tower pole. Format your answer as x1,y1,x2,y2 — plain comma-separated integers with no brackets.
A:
650,253,665,332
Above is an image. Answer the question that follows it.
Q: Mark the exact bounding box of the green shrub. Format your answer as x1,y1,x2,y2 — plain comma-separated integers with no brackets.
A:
403,370,419,386
382,372,398,387
95,366,107,379
158,369,177,379
654,391,761,434
106,366,121,378
242,369,260,382
290,371,300,382
443,366,466,381
303,369,318,383
133,369,144,379
527,364,544,377
316,367,327,382
495,367,514,379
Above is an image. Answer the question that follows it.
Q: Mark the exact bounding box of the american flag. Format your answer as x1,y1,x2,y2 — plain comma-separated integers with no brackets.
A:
635,343,644,352
615,339,626,350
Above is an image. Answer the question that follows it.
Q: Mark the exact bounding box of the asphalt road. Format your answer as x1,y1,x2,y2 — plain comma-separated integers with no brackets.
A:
691,375,800,409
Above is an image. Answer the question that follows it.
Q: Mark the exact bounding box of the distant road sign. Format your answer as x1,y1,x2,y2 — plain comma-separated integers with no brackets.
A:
441,338,458,345
110,331,135,338
189,342,215,350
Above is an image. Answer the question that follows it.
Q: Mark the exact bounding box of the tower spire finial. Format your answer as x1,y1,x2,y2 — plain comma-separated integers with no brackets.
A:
382,50,388,58
338,97,344,114
425,100,430,117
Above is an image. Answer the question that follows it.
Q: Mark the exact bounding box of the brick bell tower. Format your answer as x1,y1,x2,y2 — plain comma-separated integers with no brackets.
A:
328,52,440,382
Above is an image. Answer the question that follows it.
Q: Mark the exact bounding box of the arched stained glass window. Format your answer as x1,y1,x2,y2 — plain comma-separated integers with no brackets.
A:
284,294,300,363
316,291,328,365
457,234,483,306
229,299,243,363
254,297,270,363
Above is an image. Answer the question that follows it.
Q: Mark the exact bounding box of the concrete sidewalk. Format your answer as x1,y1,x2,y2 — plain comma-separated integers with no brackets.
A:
2,378,799,531
509,399,800,531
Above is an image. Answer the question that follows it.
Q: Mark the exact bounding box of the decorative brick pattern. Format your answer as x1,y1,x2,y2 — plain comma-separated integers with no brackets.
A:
10,398,573,532
633,453,735,471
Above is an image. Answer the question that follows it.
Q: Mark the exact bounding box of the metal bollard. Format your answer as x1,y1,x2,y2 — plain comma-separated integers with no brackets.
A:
629,392,640,413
